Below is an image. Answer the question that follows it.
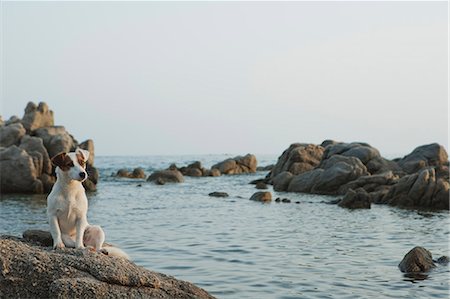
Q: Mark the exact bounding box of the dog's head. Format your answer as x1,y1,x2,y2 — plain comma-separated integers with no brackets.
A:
51,148,90,182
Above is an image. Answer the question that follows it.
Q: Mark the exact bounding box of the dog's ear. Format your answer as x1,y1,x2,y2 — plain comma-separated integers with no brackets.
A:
51,152,72,170
76,148,90,164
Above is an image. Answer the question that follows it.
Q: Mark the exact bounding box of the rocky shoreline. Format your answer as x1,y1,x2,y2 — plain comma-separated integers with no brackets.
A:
0,233,214,299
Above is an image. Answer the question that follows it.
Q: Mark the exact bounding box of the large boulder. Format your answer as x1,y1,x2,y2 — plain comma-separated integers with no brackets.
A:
34,126,77,158
21,101,54,132
398,246,436,273
397,143,448,174
381,167,449,210
0,236,214,299
288,155,369,195
0,146,43,193
0,122,26,147
19,135,52,175
338,188,371,209
211,154,257,175
270,143,324,178
147,169,184,183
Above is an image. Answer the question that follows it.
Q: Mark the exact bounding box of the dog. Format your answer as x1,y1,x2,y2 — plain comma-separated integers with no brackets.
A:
47,148,129,259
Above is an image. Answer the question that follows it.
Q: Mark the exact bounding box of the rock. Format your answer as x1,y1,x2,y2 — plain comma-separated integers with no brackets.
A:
381,168,449,210
5,115,21,126
0,236,214,299
155,178,166,185
208,192,229,198
79,139,95,166
288,155,369,195
86,165,99,185
21,101,54,132
23,229,53,247
275,198,281,202
257,164,274,171
281,198,291,203
147,170,184,183
399,246,436,273
19,135,52,175
270,143,324,178
398,143,448,174
116,169,130,178
178,161,204,177
82,177,97,192
40,173,56,193
435,256,449,265
255,182,268,189
211,154,257,175
0,122,26,147
0,146,43,193
209,168,221,177
272,171,294,192
338,171,399,195
249,191,272,202
186,168,203,177
130,168,146,179
338,188,371,209
34,126,77,158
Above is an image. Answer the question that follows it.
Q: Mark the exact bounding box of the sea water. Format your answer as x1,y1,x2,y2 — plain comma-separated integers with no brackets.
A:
1,154,449,298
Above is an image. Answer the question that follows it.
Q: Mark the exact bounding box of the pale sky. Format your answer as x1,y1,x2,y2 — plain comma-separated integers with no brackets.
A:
1,1,448,157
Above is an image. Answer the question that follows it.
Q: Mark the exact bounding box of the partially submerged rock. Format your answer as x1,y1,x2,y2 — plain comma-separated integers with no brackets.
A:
0,235,214,299
116,168,146,179
208,192,229,198
399,246,436,273
338,188,371,209
147,169,184,183
211,154,257,175
250,191,272,202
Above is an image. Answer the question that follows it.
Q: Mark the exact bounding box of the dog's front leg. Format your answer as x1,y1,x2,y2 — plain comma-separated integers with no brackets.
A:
75,217,88,249
49,215,65,249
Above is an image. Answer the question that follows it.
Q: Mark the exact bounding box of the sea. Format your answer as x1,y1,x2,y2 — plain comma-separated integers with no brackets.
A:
1,154,449,299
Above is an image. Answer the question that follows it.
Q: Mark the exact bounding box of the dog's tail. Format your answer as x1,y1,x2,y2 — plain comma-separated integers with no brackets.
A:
102,244,130,260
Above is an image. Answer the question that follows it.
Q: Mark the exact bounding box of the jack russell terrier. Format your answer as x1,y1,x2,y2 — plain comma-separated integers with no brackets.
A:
47,148,128,259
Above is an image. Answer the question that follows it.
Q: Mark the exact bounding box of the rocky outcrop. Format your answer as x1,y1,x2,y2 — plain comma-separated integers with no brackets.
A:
249,191,272,202
398,247,436,273
0,235,214,299
338,188,371,209
0,146,44,193
0,122,26,147
179,161,207,177
0,102,98,194
380,168,449,210
211,154,257,175
270,143,324,178
147,169,184,184
397,143,448,174
21,101,54,132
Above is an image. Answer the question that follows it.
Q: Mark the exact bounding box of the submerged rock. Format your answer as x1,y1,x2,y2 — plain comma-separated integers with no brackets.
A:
0,235,214,299
399,246,436,273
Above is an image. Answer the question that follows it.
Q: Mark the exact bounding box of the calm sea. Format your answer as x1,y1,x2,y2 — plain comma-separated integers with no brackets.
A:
1,154,449,298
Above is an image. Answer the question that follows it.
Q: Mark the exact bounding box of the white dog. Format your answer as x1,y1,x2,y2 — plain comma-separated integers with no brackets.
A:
47,148,128,259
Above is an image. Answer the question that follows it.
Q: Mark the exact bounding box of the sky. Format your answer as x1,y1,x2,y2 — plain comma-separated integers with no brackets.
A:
1,1,448,157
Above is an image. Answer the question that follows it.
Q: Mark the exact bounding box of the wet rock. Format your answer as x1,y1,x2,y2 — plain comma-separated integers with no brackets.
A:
0,122,26,147
272,171,294,192
435,256,449,265
398,143,448,174
0,236,214,299
211,154,257,175
399,246,436,273
147,170,184,183
338,188,371,209
0,146,43,193
255,182,268,189
275,198,281,202
208,192,229,198
21,101,54,132
249,191,272,202
270,143,324,178
281,198,291,203
155,178,166,185
116,169,130,178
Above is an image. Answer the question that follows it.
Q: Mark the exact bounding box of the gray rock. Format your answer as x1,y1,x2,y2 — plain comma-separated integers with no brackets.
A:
272,171,294,192
338,188,371,209
0,122,26,147
338,171,399,195
0,146,43,193
255,182,268,189
398,143,448,174
208,192,229,198
4,115,21,126
399,246,436,273
249,191,272,202
147,170,184,183
0,236,214,299
256,164,274,171
19,135,52,175
34,126,77,158
209,168,221,177
21,101,54,132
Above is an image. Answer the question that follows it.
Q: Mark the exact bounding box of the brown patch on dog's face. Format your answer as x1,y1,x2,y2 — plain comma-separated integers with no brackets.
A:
76,152,87,169
51,152,74,171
